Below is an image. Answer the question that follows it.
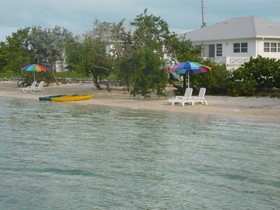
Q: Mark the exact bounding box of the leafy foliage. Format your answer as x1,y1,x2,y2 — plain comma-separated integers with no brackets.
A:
0,28,33,74
119,48,167,96
65,21,113,89
191,63,230,95
28,26,73,70
228,56,280,96
0,26,73,84
172,34,202,64
116,9,174,96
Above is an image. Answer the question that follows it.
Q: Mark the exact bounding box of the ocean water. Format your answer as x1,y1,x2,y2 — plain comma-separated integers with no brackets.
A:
0,97,279,210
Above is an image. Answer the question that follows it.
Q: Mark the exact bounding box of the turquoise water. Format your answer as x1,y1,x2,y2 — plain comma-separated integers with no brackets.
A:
0,97,279,210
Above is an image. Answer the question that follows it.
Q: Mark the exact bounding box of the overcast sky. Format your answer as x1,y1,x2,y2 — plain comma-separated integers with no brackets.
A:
1,0,280,41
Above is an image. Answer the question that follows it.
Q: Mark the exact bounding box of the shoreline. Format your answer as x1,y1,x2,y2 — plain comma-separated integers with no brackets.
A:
1,81,280,122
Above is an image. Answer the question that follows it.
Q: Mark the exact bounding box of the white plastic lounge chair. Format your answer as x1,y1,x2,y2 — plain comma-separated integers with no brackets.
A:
168,87,194,106
192,87,208,105
30,81,45,93
22,81,37,93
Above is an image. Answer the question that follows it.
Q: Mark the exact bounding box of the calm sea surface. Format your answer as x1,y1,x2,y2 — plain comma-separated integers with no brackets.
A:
0,97,279,210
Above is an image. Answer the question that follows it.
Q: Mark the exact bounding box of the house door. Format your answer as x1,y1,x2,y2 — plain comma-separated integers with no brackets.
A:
209,44,215,58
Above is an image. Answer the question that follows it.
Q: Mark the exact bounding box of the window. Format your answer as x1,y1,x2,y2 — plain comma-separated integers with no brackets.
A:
241,43,248,52
216,44,222,56
264,42,280,52
271,43,277,52
234,43,240,53
233,43,248,53
209,45,215,57
264,42,270,52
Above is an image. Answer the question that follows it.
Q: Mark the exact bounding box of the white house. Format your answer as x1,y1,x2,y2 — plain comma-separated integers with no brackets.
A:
184,16,280,70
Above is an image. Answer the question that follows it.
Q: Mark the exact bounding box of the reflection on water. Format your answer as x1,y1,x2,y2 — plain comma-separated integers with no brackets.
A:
0,97,279,209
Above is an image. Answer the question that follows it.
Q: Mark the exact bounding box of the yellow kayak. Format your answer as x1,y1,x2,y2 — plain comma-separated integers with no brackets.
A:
51,95,93,102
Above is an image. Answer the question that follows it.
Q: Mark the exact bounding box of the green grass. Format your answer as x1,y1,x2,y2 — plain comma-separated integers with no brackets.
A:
55,72,91,79
103,72,119,80
0,72,90,79
0,72,21,78
0,71,119,81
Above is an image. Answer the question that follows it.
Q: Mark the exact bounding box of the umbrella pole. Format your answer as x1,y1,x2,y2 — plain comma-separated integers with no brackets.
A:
188,71,190,88
183,74,187,91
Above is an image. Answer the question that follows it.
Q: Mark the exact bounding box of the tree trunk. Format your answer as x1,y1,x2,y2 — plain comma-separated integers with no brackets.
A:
93,74,101,90
52,69,59,85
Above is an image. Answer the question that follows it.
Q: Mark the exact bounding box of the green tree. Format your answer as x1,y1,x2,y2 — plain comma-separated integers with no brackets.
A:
28,26,73,84
191,62,230,95
239,56,280,90
65,21,113,89
228,56,280,96
0,26,73,84
172,34,202,63
227,68,258,96
0,28,33,75
117,9,174,96
119,47,167,96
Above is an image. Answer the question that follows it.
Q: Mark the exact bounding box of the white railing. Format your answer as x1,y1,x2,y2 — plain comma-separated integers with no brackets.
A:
228,57,251,65
204,56,251,70
209,57,226,64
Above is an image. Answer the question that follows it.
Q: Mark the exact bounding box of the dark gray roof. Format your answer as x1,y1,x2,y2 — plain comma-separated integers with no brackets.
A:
184,16,280,42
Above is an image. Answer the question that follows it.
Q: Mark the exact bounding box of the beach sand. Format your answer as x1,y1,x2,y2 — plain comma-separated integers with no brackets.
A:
1,81,280,121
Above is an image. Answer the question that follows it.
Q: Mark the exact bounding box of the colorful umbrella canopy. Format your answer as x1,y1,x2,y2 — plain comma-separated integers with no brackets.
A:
167,61,211,88
22,64,48,81
22,64,48,72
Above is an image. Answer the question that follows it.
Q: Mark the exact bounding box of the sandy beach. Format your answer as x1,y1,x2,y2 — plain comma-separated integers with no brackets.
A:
1,81,280,121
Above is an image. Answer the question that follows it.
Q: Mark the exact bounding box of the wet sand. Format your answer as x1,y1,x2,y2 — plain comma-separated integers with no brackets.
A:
1,81,280,121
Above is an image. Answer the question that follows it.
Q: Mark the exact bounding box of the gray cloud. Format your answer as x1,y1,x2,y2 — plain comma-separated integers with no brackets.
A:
1,0,279,41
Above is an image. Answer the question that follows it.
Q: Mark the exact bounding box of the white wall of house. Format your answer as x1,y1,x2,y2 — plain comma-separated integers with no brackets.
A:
256,38,280,59
55,60,68,72
55,61,64,72
200,38,280,59
196,39,257,58
194,38,280,70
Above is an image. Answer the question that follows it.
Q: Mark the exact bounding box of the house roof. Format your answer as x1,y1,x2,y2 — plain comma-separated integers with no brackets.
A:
184,16,280,42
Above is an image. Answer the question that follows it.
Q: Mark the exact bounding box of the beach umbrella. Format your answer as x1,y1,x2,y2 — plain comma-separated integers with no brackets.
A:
22,64,48,81
167,61,211,89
